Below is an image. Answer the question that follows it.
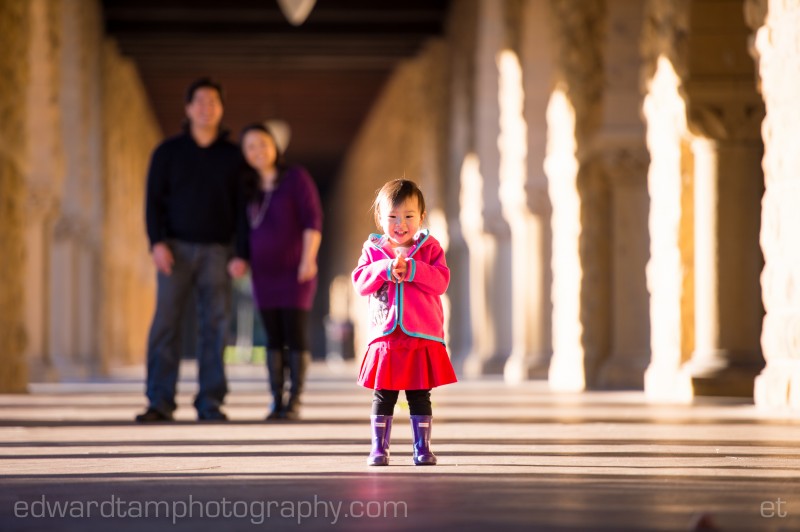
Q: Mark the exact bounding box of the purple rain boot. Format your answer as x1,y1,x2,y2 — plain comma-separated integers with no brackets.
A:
410,415,437,465
367,415,393,466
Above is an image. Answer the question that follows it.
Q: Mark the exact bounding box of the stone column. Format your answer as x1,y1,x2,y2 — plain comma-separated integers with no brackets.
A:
594,0,651,389
461,0,513,377
502,0,554,383
641,0,694,403
681,0,765,397
544,0,606,391
23,185,59,380
683,132,764,396
443,0,478,373
48,0,105,378
600,146,651,388
748,0,800,409
25,0,64,380
48,216,78,377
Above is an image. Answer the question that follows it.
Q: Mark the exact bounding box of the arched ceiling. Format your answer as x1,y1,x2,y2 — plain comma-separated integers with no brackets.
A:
101,0,451,189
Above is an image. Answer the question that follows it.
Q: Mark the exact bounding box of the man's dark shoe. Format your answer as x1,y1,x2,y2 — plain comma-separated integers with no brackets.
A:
198,410,228,422
135,408,174,422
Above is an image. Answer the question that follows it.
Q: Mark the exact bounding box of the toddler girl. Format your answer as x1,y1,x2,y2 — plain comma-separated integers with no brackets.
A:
352,179,457,466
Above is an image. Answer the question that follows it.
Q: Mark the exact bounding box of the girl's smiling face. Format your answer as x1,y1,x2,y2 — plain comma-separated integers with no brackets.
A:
379,196,425,248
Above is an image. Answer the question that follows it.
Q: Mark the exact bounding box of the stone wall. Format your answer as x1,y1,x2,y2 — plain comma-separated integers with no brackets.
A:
0,0,161,388
101,41,161,368
0,0,31,392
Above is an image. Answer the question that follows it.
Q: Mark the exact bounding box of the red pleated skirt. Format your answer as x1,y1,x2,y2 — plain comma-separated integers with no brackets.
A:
357,328,458,390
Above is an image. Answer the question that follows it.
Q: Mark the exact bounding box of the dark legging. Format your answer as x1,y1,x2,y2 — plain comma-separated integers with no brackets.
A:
259,308,309,351
372,389,432,416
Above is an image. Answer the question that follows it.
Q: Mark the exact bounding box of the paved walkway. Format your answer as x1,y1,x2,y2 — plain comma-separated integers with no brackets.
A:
1,361,799,531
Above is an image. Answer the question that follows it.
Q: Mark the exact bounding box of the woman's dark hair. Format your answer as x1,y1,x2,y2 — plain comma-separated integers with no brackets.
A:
372,179,427,228
240,122,288,201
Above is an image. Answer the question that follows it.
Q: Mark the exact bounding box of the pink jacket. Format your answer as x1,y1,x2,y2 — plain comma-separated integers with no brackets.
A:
352,229,450,345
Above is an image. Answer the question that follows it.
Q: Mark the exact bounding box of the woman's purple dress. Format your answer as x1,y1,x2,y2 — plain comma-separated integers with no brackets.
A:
248,166,322,310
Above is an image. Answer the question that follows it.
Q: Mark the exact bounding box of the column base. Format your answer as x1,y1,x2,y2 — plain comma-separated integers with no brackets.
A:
503,349,551,384
754,361,800,410
644,363,693,403
596,353,648,390
548,351,586,392
26,358,61,383
462,352,509,378
0,361,28,393
685,349,765,398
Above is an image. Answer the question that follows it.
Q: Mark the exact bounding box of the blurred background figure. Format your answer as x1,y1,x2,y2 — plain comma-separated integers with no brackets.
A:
231,123,322,420
138,77,248,423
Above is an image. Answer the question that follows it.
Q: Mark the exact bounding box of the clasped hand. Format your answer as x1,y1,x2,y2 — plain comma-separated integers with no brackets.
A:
391,255,408,282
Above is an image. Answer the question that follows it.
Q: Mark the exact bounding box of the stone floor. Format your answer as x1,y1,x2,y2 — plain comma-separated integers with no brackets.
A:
1,360,799,531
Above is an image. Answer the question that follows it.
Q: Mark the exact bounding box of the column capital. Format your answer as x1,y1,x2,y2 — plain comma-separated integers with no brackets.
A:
599,142,649,188
53,212,98,247
685,81,764,142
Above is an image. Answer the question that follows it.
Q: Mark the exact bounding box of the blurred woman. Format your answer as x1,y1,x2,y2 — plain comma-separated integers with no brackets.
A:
229,123,322,420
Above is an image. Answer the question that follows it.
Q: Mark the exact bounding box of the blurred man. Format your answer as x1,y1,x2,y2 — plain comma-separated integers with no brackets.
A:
136,78,247,422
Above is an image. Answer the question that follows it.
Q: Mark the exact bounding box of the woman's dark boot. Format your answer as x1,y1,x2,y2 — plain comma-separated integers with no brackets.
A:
266,349,285,420
283,350,310,420
410,415,437,465
368,415,393,466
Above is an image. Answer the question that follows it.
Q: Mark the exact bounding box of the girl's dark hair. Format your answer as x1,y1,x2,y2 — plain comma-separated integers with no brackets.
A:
240,122,288,201
372,179,427,228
